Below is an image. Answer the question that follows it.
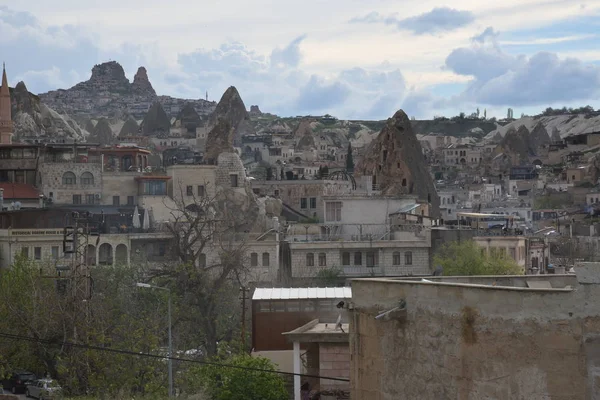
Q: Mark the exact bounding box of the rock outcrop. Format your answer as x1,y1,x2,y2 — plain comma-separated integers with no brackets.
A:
39,61,215,121
119,116,140,137
205,87,252,163
89,118,115,145
249,105,262,116
140,101,171,136
355,110,440,217
551,127,562,142
10,81,87,140
293,119,317,150
131,67,156,96
501,126,533,164
529,122,551,151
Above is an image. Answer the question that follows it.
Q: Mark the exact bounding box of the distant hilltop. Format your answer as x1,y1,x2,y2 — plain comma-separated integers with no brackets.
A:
38,60,216,121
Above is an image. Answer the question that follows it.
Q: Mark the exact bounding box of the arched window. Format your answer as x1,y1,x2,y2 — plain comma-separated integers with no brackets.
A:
341,252,350,266
81,172,94,185
62,171,76,185
306,253,314,266
404,251,413,266
393,252,401,265
250,253,258,267
262,252,270,267
318,253,327,266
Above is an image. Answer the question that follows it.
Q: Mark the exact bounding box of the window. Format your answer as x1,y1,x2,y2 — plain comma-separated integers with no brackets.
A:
342,252,350,266
251,252,258,267
197,185,205,197
230,174,238,188
325,201,342,222
274,190,279,197
21,247,29,258
81,172,94,185
366,251,377,267
318,253,327,266
142,180,167,195
306,253,314,266
354,252,362,265
186,185,193,196
393,252,401,265
62,171,76,185
85,194,95,204
34,247,42,260
300,198,307,209
262,252,270,267
158,243,166,257
112,196,120,206
51,246,59,260
127,196,135,206
199,253,207,268
509,247,516,260
72,194,82,205
405,251,413,265
310,197,317,209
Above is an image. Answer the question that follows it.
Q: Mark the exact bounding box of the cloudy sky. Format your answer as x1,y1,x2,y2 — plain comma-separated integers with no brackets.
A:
1,0,600,120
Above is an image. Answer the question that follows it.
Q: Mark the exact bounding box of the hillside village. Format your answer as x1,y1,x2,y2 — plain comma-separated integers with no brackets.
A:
3,60,600,399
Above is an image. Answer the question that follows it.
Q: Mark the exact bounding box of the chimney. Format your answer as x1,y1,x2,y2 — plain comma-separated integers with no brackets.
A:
39,194,44,208
0,188,3,210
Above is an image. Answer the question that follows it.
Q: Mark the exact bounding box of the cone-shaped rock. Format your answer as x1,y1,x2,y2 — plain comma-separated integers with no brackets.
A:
205,86,251,163
119,116,140,137
529,122,550,151
12,81,37,114
176,103,202,136
140,101,170,135
502,126,532,164
84,119,96,133
293,118,316,150
551,127,562,142
131,66,156,96
355,109,440,217
90,118,114,145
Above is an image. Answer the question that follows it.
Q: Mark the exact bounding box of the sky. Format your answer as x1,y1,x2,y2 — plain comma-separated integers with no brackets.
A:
1,0,600,120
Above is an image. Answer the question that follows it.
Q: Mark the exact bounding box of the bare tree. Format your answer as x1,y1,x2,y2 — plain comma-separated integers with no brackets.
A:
147,182,259,356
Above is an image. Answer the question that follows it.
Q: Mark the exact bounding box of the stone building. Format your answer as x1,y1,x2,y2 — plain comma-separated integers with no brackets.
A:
350,267,600,399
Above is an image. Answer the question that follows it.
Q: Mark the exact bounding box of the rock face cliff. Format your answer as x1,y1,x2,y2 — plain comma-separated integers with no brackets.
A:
355,110,440,217
119,116,140,137
10,81,88,140
205,87,252,163
131,67,156,96
140,102,171,136
501,126,532,164
39,61,215,121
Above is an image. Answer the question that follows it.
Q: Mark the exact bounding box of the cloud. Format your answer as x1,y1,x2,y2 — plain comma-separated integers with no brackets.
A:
445,27,600,106
294,75,350,112
351,7,475,35
270,35,306,68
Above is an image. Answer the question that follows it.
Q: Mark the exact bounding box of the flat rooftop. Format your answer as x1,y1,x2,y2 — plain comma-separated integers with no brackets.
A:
283,319,349,343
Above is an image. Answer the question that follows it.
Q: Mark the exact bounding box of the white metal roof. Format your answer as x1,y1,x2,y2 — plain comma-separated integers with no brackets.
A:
252,287,351,301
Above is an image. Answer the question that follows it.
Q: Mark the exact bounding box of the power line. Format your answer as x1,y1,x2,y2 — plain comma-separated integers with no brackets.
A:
0,332,349,383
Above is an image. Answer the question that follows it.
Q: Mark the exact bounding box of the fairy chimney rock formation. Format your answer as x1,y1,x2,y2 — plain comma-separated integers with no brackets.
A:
131,66,156,96
355,109,440,217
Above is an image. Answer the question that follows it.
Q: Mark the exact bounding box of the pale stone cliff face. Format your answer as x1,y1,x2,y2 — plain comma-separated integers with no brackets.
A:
355,109,440,217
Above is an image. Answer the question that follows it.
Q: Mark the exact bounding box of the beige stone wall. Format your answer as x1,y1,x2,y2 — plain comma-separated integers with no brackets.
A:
101,173,139,206
39,162,102,205
290,244,430,278
350,276,600,399
319,343,350,391
167,164,217,205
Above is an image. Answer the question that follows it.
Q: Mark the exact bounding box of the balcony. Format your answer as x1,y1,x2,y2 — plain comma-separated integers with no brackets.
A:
43,155,102,164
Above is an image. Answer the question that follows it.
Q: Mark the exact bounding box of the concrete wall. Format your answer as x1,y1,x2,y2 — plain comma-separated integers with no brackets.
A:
167,164,217,204
319,343,350,392
350,266,600,399
326,197,416,225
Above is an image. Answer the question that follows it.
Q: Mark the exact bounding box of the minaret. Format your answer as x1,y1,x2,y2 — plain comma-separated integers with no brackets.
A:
0,63,13,144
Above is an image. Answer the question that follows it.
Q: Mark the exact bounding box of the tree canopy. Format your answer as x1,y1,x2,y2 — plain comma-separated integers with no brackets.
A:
433,240,523,276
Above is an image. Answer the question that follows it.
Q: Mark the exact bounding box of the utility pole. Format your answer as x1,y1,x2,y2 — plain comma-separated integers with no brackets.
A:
240,286,250,350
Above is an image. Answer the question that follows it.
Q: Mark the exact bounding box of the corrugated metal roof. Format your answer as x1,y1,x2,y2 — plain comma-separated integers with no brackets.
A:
252,287,351,301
